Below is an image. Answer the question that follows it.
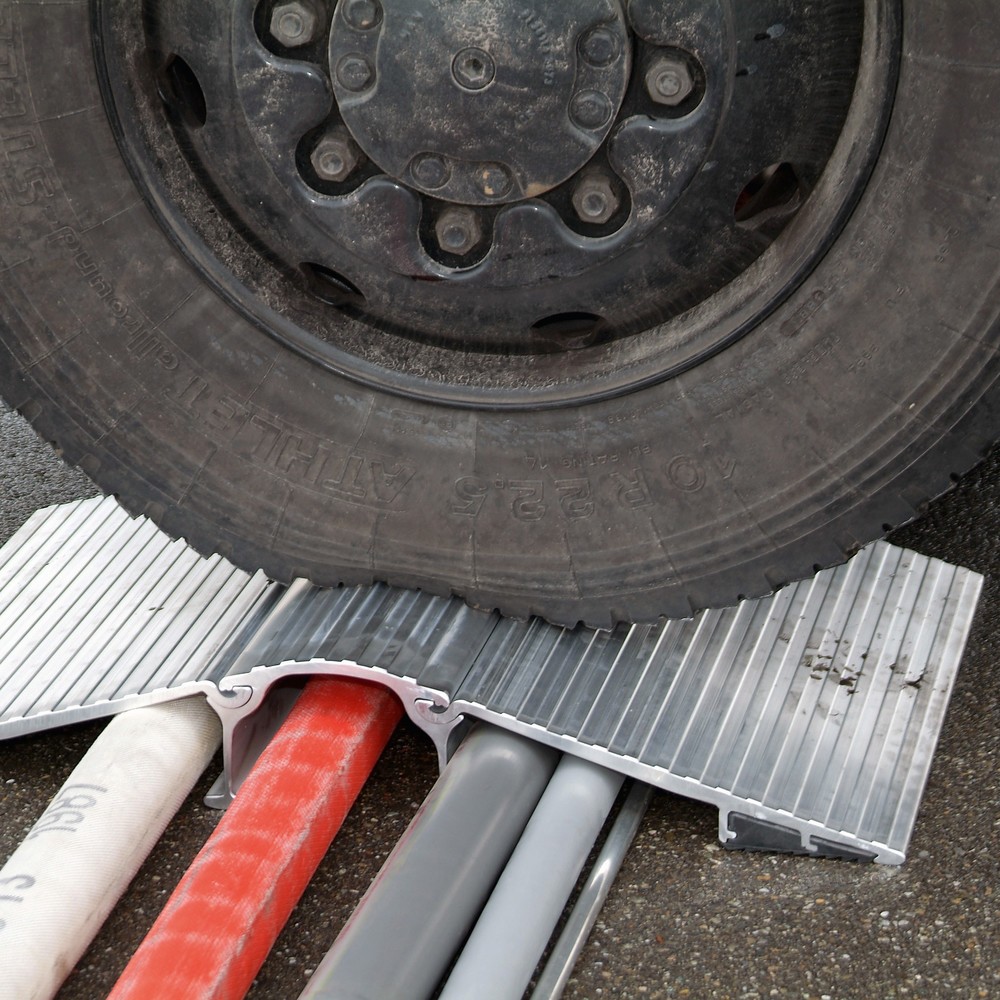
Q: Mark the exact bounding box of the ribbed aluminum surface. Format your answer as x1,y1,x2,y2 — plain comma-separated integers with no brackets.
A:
0,498,982,863
0,496,274,735
220,544,981,863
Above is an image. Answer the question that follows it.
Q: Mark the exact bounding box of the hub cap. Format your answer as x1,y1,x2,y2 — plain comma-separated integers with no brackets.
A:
329,0,631,205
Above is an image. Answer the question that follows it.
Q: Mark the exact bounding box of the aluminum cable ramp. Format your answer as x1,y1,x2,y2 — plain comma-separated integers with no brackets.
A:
0,496,983,865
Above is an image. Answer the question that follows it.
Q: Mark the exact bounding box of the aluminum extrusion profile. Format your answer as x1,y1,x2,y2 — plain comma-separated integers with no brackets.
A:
0,496,984,863
0,496,276,733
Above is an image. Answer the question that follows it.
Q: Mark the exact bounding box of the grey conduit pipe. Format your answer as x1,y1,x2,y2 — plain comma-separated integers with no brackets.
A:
437,753,625,1000
531,782,654,1000
299,725,559,1000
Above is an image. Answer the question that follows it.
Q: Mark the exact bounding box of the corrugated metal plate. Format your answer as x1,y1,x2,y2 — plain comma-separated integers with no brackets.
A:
0,496,276,734
0,498,982,863
218,545,980,863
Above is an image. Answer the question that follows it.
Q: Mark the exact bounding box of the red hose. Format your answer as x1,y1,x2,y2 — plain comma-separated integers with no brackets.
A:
108,677,402,1000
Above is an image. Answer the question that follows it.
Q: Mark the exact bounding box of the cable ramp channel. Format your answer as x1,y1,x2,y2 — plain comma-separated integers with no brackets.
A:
0,495,984,865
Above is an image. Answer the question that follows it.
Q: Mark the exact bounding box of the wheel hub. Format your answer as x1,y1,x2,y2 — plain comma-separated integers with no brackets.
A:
99,0,890,406
329,0,631,205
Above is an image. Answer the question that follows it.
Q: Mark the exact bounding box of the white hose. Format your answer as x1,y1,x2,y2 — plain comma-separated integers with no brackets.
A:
0,697,221,1000
438,754,624,1000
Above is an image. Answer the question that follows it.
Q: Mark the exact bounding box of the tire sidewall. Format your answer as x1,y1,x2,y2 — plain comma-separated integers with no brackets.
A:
0,0,997,623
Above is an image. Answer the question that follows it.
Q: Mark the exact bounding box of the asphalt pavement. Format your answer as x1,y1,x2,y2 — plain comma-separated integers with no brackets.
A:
0,399,997,999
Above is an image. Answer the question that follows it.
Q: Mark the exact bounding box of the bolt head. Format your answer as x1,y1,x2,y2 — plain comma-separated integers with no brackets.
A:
270,1,321,48
645,57,695,107
343,0,382,31
336,53,375,92
435,207,482,256
411,154,451,190
570,90,613,131
311,134,360,182
572,174,619,225
580,26,619,68
477,163,512,199
452,47,496,91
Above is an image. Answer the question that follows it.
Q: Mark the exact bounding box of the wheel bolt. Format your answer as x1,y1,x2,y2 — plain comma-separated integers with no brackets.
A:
270,1,322,48
311,131,360,182
572,173,619,225
579,26,619,67
435,207,482,256
645,57,695,106
411,153,451,190
343,0,382,31
336,53,375,92
570,90,613,130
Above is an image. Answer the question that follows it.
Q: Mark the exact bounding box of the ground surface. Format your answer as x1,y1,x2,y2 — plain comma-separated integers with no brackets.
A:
1,400,998,1000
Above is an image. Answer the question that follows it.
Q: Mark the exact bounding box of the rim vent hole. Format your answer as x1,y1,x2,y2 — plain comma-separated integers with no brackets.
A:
301,263,366,307
735,162,805,227
158,55,207,128
530,312,607,351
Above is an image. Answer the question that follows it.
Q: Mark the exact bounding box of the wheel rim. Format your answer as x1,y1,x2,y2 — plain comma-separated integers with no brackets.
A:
95,0,901,408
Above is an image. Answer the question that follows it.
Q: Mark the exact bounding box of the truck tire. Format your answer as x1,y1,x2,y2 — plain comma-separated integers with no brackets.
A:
0,0,998,626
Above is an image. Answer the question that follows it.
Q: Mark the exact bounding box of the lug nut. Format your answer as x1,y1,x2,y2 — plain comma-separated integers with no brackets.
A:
311,131,360,183
572,173,620,225
645,56,695,107
270,0,322,48
435,207,482,256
